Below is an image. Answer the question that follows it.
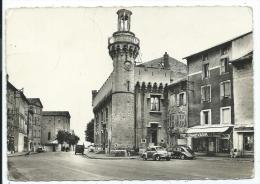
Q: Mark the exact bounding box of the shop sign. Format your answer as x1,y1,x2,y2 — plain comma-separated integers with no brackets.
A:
189,133,208,137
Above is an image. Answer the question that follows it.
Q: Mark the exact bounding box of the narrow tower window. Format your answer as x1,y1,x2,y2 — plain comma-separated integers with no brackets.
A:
127,81,130,91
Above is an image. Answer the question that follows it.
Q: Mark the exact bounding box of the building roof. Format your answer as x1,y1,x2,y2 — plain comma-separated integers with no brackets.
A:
168,77,187,87
183,31,252,59
7,81,29,104
230,51,253,64
137,55,187,72
42,111,71,118
27,98,43,108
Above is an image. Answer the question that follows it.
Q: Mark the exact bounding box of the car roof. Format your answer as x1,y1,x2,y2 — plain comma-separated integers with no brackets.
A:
148,146,162,148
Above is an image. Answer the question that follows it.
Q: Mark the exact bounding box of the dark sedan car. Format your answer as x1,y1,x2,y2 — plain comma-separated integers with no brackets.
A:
167,145,195,160
75,145,85,155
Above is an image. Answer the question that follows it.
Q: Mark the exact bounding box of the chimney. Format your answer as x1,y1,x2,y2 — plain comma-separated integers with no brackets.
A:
163,52,170,69
92,90,98,100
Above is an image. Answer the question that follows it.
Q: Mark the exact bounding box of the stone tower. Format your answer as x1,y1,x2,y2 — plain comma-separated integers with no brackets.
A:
108,9,140,149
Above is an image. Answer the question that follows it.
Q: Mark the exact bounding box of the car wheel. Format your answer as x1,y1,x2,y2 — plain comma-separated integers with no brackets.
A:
143,156,147,161
166,157,171,161
155,155,161,161
180,154,185,160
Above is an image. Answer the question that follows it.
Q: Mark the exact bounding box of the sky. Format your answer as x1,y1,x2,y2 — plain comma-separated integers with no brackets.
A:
6,7,252,141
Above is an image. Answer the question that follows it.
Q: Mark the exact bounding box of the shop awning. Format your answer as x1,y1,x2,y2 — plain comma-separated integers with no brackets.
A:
186,126,230,134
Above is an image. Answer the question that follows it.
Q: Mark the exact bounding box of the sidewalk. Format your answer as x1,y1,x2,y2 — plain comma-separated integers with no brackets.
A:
196,156,254,162
85,152,254,162
84,152,139,160
8,151,38,157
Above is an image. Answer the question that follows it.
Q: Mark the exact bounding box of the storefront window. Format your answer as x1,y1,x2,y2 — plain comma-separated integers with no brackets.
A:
218,139,230,153
244,133,254,152
193,138,208,152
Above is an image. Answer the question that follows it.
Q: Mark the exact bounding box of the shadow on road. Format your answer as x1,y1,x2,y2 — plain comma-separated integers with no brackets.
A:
8,161,29,181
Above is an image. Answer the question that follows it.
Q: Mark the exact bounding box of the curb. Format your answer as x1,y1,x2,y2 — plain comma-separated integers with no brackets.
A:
84,154,139,160
84,154,253,162
196,157,254,162
8,152,38,157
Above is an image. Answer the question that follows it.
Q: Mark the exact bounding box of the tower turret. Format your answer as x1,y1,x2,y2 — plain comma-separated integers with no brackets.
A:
107,9,140,149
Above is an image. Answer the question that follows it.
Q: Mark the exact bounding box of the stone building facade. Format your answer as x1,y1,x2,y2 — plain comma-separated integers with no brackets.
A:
27,98,43,151
92,9,187,152
184,32,253,156
7,80,30,152
230,33,253,157
41,111,71,146
165,78,188,147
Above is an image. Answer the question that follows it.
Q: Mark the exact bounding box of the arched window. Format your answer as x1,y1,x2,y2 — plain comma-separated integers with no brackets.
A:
48,132,51,140
150,96,160,111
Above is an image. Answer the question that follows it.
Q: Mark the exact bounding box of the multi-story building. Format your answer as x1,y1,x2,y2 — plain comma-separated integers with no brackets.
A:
7,81,18,153
7,80,30,152
165,78,188,147
230,33,253,157
92,9,187,152
184,32,252,156
27,98,43,151
41,111,71,147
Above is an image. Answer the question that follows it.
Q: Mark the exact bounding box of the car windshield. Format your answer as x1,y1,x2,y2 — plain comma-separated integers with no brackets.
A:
184,146,194,153
156,147,165,151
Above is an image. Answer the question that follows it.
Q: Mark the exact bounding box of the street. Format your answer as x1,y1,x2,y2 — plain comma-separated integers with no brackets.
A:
8,152,254,181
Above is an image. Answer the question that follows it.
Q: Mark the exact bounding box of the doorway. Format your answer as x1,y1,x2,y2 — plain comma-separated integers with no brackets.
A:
150,124,158,146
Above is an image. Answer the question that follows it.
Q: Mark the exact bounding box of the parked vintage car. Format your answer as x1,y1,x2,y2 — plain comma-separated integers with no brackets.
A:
167,145,195,160
36,147,46,153
87,145,95,152
75,145,85,155
141,146,171,161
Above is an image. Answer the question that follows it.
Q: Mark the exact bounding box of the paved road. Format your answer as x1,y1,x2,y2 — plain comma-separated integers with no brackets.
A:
8,152,254,181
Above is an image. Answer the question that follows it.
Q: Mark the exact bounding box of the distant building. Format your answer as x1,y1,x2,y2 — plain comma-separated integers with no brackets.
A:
41,111,71,147
92,9,187,152
165,78,188,147
230,33,253,157
27,98,43,151
184,32,253,156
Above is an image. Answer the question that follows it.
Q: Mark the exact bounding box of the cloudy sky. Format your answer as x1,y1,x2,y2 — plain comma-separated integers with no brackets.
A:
6,7,252,141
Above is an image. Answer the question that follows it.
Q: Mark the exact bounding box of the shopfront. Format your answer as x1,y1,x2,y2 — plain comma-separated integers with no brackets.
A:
233,126,254,157
186,126,233,156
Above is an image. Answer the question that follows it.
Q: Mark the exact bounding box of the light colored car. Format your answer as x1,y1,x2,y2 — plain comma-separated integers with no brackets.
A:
141,146,171,161
88,145,95,152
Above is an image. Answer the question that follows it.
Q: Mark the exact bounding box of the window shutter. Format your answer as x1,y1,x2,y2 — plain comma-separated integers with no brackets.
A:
150,97,154,110
200,111,203,125
225,82,231,97
201,87,205,102
208,86,211,102
176,94,180,106
183,92,187,105
220,82,224,98
171,94,175,106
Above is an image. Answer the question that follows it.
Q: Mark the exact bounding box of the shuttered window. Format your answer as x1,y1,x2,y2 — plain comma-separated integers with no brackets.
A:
202,63,209,78
177,92,186,106
221,107,231,124
220,81,231,98
220,58,229,74
201,85,211,102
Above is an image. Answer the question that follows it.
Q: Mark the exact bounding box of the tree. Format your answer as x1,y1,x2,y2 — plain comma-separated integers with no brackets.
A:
68,132,80,150
56,130,80,151
85,119,94,143
56,130,66,146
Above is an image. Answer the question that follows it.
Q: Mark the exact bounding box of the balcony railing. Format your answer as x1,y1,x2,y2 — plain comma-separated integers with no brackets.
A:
108,34,139,45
